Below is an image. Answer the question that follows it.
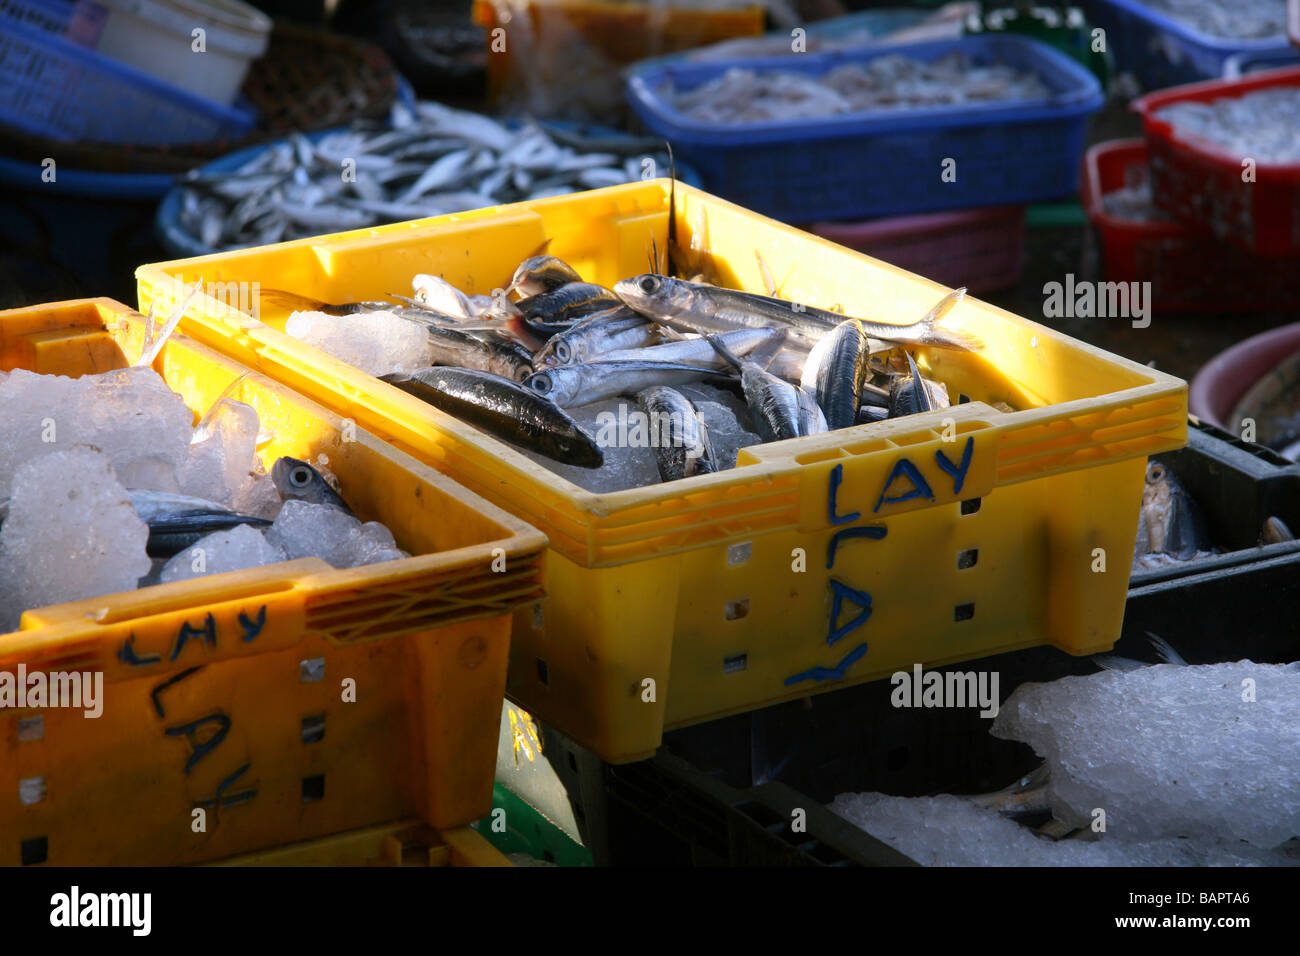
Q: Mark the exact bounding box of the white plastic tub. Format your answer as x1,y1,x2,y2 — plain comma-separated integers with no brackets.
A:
92,0,272,106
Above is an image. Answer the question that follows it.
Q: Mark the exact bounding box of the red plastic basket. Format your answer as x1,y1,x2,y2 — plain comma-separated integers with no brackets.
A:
806,206,1025,295
1132,67,1300,258
1081,139,1300,313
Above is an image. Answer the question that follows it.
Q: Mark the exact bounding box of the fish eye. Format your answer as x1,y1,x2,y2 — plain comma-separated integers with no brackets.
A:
555,342,570,361
531,374,551,394
639,276,658,294
290,465,313,487
1149,464,1164,481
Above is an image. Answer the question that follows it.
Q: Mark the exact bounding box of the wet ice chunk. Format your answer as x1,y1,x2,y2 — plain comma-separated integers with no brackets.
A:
0,367,193,499
0,447,151,632
231,465,283,520
178,399,261,508
829,792,1292,866
159,523,288,584
265,499,408,568
285,309,434,378
991,662,1300,848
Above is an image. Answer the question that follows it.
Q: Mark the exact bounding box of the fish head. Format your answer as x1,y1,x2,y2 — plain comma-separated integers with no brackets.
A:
508,255,581,297
272,456,353,513
523,368,579,407
614,274,687,318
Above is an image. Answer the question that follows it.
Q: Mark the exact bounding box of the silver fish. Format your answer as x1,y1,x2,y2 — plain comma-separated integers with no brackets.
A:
272,457,356,516
635,386,717,482
381,367,603,468
802,319,873,430
533,307,656,367
508,255,584,296
524,360,730,408
887,349,950,418
413,274,479,318
616,275,981,352
1132,460,1213,562
425,325,535,381
126,490,271,559
597,327,785,369
706,335,804,443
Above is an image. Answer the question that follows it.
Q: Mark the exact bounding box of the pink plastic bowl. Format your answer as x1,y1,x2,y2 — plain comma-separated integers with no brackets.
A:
1189,322,1300,428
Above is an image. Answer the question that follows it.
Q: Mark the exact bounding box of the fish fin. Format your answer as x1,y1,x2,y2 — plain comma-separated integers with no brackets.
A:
653,322,688,342
755,250,778,297
256,287,329,317
649,230,661,276
1146,632,1187,666
377,372,409,385
920,287,983,352
749,328,790,370
903,349,935,413
704,334,744,371
1092,654,1147,673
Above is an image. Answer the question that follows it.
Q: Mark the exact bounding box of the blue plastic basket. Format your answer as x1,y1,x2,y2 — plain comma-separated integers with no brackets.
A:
625,35,1103,224
0,0,255,145
1223,46,1300,78
1085,0,1294,91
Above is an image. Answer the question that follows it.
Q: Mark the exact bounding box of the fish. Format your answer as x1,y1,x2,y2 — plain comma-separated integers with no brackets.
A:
507,255,584,297
381,367,603,468
802,319,873,430
663,52,1052,126
1132,460,1213,561
126,491,271,559
271,457,357,516
1262,516,1296,545
516,282,622,328
256,289,402,318
635,386,717,481
413,274,479,318
615,275,981,352
0,487,272,560
967,764,1053,820
532,307,656,367
887,349,950,418
795,385,828,436
706,335,803,443
174,101,678,252
524,360,731,408
1093,633,1189,673
424,324,536,381
596,327,786,370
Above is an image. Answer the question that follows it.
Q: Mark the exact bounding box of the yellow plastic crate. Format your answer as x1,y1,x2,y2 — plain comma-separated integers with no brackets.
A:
136,181,1188,763
208,820,512,866
0,298,547,865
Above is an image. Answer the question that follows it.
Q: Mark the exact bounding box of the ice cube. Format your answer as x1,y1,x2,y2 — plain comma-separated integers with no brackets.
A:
159,523,288,584
285,309,434,378
692,399,761,470
178,399,261,508
0,446,151,632
991,661,1300,848
0,367,193,499
265,499,408,569
231,465,283,520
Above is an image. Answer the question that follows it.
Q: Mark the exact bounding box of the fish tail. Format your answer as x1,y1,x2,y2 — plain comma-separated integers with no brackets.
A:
1146,632,1188,666
919,287,982,352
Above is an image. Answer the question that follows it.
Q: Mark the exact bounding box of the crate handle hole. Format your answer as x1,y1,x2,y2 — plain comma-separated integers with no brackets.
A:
21,836,47,866
302,774,325,803
960,498,981,516
299,657,325,683
954,602,975,622
301,714,325,745
536,657,549,687
17,716,43,742
725,599,750,621
957,548,978,570
724,653,748,674
567,751,578,773
958,393,971,404
727,542,752,566
19,777,45,806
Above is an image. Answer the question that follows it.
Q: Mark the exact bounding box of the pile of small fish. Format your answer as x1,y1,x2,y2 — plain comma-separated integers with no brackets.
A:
1140,0,1287,40
1154,88,1300,164
662,52,1051,124
175,99,675,250
274,248,983,491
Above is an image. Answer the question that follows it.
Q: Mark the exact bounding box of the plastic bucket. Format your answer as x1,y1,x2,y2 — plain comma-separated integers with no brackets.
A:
94,0,272,106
